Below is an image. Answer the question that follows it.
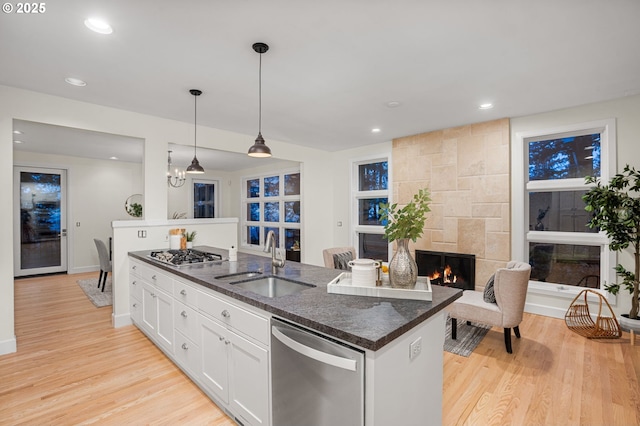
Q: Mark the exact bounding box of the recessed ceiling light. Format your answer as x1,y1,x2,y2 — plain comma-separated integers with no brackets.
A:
65,77,87,87
386,101,401,108
13,130,22,135
84,17,113,34
479,103,494,110
14,140,23,144
371,128,381,133
109,156,119,160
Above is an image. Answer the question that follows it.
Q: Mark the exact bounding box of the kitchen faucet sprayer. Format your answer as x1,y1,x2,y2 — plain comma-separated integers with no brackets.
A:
264,230,285,274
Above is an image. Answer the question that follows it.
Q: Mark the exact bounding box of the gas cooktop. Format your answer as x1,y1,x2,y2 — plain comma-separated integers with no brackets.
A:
148,249,224,267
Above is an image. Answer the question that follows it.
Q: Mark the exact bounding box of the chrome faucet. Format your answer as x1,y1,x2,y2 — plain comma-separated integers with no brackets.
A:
264,230,285,274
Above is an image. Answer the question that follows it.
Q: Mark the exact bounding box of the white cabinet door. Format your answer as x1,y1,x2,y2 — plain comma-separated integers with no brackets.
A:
175,331,200,377
229,332,269,426
156,287,174,354
200,315,230,404
141,281,158,335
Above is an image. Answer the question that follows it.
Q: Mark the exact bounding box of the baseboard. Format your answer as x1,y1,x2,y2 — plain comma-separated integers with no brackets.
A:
112,312,132,328
525,302,565,319
0,336,17,355
69,266,100,274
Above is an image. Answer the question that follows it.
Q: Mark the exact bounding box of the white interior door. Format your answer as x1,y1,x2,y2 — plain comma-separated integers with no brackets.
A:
13,166,68,276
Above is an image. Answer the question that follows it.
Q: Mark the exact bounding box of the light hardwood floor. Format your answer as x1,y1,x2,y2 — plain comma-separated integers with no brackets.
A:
2,273,640,425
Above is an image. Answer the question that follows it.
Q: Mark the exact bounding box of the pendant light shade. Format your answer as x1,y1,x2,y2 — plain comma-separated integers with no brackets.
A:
186,89,205,174
248,42,272,158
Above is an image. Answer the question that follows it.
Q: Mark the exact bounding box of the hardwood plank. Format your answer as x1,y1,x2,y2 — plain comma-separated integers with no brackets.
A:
3,273,640,425
444,311,640,426
0,273,234,425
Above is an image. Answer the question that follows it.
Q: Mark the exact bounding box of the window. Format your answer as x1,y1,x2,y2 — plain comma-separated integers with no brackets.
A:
193,179,219,218
352,158,390,261
242,170,301,260
513,120,616,296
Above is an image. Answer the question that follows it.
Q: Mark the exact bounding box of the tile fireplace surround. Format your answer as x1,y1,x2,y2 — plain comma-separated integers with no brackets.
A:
392,118,511,290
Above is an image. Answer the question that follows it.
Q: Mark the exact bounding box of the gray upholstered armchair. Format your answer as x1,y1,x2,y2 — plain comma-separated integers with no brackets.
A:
447,261,532,353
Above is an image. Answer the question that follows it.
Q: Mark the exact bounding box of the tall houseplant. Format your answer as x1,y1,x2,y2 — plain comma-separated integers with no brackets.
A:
380,188,431,288
583,165,640,320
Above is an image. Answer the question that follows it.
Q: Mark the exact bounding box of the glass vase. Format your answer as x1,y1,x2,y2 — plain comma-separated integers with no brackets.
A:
389,238,418,289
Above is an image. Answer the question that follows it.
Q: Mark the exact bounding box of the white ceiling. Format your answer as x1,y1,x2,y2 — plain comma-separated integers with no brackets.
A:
3,0,640,155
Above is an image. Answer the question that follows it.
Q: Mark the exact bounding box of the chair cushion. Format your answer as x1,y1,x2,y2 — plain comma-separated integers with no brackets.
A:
333,252,353,270
447,290,502,327
483,273,496,303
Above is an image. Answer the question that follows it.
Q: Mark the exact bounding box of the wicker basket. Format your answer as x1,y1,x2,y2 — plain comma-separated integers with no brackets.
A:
565,289,622,339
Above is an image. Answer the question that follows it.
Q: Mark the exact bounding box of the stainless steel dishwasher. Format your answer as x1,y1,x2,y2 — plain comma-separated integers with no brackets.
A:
271,318,365,426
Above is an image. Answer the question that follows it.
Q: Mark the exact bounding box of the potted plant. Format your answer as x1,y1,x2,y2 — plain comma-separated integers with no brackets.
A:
185,231,197,249
583,165,640,330
379,188,431,288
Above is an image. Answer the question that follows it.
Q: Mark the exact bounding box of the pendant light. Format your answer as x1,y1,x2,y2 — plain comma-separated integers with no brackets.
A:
186,89,205,174
248,42,272,158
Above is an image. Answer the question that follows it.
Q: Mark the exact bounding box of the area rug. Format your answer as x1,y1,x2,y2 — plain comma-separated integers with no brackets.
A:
444,315,491,357
76,277,112,308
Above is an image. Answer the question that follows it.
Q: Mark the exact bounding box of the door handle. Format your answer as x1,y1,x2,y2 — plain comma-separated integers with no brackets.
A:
272,326,357,371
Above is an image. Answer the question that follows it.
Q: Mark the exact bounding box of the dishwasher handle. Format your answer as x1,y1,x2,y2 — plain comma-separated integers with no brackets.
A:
272,326,357,372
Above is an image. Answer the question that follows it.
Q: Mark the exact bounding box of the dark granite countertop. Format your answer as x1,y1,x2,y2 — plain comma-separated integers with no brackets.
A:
129,246,462,351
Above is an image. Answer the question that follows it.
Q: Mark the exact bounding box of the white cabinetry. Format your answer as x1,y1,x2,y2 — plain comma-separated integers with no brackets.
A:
173,279,202,377
130,261,174,355
199,292,270,426
128,258,270,426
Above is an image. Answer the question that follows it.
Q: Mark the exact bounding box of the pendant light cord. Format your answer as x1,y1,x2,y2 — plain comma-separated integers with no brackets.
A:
193,94,198,155
258,52,262,134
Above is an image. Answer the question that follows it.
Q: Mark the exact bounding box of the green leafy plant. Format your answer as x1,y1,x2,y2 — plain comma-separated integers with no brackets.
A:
128,202,142,218
583,165,640,319
379,188,431,243
185,231,197,242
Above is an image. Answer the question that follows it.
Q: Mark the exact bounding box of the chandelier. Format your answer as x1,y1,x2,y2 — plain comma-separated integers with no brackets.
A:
167,150,186,188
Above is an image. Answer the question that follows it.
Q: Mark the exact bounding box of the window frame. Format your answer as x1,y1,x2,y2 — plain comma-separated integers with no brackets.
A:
512,119,617,301
191,178,220,219
350,154,391,260
241,168,301,251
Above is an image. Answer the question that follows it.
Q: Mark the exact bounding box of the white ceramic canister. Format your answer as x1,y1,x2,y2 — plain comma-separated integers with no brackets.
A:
348,258,381,287
169,234,182,250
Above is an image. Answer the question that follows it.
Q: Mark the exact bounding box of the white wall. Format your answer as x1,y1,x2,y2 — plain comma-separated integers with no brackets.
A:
14,150,143,273
1,84,334,354
511,94,640,317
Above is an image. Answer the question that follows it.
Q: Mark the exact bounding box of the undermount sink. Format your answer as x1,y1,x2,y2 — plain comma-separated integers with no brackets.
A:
215,271,263,280
231,276,315,298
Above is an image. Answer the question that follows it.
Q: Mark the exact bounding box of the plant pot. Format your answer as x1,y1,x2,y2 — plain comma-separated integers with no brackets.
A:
187,242,193,249
389,238,418,289
619,314,640,333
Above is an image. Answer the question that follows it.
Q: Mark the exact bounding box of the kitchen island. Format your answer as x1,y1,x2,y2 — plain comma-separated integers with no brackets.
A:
128,246,461,426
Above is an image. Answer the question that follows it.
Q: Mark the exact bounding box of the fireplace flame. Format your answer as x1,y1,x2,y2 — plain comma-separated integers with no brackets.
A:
443,265,457,283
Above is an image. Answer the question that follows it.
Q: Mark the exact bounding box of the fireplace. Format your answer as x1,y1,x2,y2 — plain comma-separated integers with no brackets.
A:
415,250,475,291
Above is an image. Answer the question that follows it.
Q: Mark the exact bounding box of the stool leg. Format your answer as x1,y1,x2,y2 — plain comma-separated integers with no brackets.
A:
631,329,635,346
514,326,521,339
451,318,457,340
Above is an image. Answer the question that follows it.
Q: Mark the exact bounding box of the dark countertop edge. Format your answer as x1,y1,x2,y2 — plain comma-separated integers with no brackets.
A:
128,251,462,351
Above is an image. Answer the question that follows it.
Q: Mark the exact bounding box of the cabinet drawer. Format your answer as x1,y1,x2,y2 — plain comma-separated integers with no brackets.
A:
133,262,173,294
130,277,143,301
174,331,201,377
174,279,200,308
131,298,142,325
199,292,269,346
174,300,199,342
